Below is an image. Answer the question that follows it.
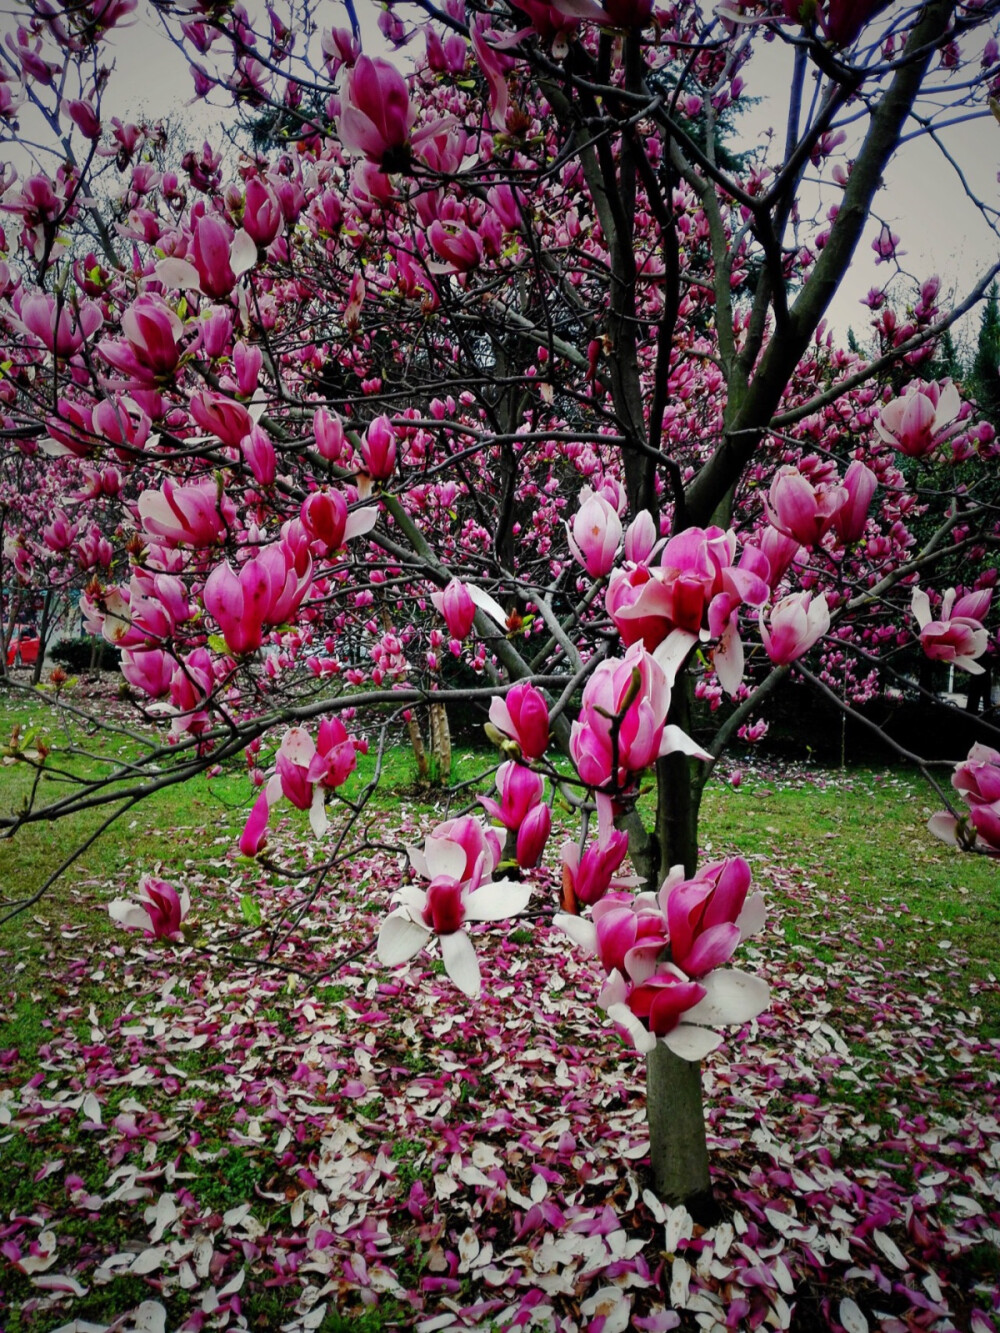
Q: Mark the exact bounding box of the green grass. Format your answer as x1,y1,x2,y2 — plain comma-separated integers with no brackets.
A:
699,769,999,1027
1,689,997,1331
2,687,996,1040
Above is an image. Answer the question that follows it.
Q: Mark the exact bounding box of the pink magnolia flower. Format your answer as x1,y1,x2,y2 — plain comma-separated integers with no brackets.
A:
510,0,580,47
20,291,102,357
756,527,801,590
516,803,552,870
766,466,848,547
99,294,184,382
358,415,397,488
623,509,659,564
428,220,483,272
168,647,217,723
558,794,637,914
300,489,377,552
570,642,708,792
243,176,283,247
479,761,545,831
307,716,359,790
241,424,276,486
832,460,877,545
239,790,270,856
234,341,262,396
109,875,190,941
409,815,502,885
594,952,769,1059
120,646,176,698
588,889,667,976
263,727,329,836
338,56,415,168
377,829,530,997
199,312,233,361
313,408,346,462
470,17,510,130
192,213,238,298
662,857,764,977
929,743,1000,855
189,391,252,448
137,477,236,548
203,542,312,655
202,558,272,655
488,682,550,759
557,857,769,1058
911,586,990,674
606,526,768,694
250,721,360,846
817,0,887,46
876,382,962,458
431,578,476,641
602,965,705,1046
42,512,79,552
567,487,622,578
560,829,631,911
128,569,191,641
759,591,830,665
93,397,151,460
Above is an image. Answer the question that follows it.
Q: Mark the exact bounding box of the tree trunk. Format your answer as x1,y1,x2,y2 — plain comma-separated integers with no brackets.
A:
405,711,430,783
429,700,452,785
31,589,53,687
628,670,715,1208
967,664,990,715
646,1043,716,1220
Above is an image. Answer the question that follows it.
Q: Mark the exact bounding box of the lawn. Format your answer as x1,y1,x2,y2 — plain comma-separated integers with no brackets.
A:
0,680,998,1333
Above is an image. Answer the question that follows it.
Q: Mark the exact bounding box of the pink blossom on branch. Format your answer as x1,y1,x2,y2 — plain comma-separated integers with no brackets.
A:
431,578,476,641
560,794,634,911
479,762,552,870
911,586,990,674
357,415,397,494
479,761,545,831
605,526,768,694
832,461,877,546
556,855,768,1059
239,790,271,857
338,56,415,169
876,382,963,458
203,541,313,655
929,743,1000,855
488,682,550,759
567,487,622,578
261,722,359,838
569,642,709,793
137,477,236,548
377,827,531,997
759,591,830,665
765,465,848,548
300,488,377,553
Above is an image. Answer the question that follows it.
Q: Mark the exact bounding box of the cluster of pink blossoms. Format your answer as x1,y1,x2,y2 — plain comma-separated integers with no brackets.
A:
239,719,365,851
911,587,992,674
377,815,532,997
930,744,1000,856
557,856,769,1058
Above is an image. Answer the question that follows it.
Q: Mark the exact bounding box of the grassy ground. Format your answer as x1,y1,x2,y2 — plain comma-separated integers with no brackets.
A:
2,684,997,1062
0,682,998,1332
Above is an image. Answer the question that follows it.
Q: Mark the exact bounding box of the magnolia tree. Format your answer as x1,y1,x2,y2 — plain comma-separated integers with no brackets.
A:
1,0,1000,1213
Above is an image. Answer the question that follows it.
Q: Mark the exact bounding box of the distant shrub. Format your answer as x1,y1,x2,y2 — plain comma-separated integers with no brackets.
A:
49,637,120,673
